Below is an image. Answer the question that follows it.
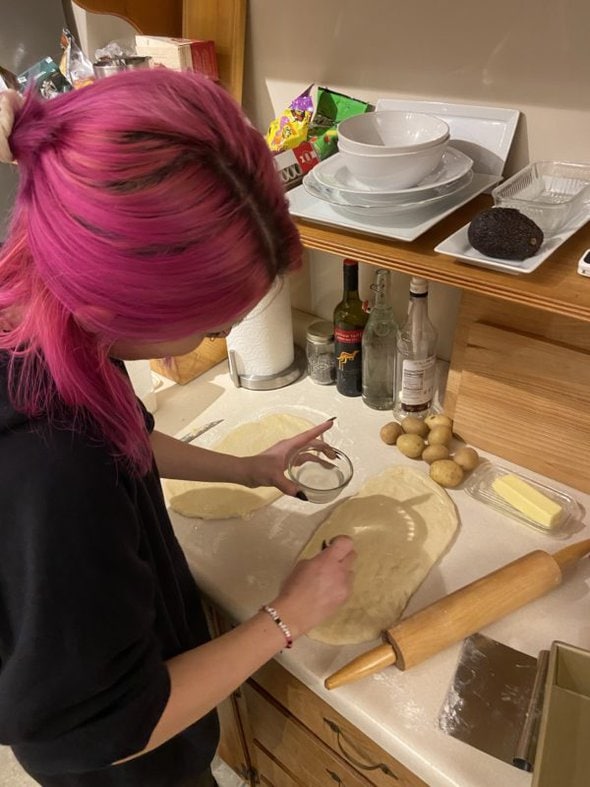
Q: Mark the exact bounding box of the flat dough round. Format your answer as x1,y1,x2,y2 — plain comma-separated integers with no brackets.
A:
165,413,314,520
298,466,459,645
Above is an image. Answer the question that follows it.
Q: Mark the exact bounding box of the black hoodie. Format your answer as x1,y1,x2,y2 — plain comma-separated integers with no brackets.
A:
0,355,219,786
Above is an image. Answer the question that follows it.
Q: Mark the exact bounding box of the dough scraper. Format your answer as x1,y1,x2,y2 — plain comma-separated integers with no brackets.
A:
438,632,550,769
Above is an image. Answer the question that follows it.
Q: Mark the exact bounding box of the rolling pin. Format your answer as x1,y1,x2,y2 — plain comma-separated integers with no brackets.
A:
325,538,590,690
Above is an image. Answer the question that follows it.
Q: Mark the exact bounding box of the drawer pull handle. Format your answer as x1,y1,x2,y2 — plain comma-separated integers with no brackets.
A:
325,768,343,784
323,717,399,780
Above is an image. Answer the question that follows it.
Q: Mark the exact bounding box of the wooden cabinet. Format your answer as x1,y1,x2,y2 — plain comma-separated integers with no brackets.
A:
77,0,247,101
203,600,427,787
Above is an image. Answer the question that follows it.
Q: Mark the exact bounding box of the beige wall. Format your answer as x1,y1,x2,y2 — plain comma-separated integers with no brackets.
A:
72,0,590,359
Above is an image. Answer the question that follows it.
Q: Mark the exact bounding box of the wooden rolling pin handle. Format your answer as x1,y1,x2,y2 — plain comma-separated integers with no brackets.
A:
324,643,396,690
552,538,590,571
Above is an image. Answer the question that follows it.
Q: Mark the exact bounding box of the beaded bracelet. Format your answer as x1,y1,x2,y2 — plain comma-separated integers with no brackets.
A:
261,604,293,649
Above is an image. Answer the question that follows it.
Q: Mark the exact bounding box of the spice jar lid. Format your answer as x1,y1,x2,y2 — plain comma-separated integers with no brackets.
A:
306,320,334,344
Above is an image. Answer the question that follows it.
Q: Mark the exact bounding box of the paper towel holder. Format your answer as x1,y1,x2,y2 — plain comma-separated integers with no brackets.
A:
227,345,306,390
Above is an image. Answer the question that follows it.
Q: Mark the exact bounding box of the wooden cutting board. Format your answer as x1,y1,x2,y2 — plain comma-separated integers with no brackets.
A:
452,321,590,493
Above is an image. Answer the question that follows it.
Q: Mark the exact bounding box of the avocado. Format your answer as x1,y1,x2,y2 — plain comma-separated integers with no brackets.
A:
467,207,544,260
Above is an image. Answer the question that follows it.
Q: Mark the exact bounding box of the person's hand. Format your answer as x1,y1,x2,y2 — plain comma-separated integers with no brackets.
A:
237,418,336,497
269,536,356,639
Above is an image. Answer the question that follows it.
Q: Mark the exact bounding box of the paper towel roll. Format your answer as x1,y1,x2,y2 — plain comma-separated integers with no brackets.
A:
226,277,294,377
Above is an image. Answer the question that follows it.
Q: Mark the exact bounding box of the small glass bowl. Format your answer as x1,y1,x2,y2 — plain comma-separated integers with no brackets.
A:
287,446,353,504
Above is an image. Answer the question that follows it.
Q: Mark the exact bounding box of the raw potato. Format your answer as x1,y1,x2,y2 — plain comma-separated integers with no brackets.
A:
428,426,453,446
401,415,429,438
396,433,426,459
422,444,450,464
430,459,464,488
380,421,404,445
425,413,453,430
453,446,480,471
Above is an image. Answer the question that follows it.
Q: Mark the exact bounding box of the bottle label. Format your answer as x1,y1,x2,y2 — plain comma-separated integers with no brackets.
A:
400,356,436,407
334,327,363,344
334,328,363,396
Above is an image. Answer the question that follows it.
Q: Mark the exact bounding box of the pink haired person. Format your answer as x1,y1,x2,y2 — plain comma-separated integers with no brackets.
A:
0,72,355,787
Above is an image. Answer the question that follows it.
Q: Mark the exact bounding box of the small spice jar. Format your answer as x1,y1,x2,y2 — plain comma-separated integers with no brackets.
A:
306,321,336,385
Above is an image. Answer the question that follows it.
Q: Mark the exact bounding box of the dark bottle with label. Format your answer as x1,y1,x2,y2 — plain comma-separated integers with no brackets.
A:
333,259,368,396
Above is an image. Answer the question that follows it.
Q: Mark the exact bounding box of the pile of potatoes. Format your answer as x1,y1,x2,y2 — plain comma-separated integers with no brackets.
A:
379,414,479,489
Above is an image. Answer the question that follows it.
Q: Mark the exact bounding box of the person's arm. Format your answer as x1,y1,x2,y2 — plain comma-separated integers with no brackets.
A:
150,418,335,496
117,536,355,762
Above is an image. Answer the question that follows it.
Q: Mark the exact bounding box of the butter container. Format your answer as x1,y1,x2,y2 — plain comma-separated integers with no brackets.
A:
532,641,590,786
464,461,584,538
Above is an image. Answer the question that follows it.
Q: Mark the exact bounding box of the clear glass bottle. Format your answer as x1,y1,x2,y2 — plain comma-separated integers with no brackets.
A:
333,259,369,397
393,277,438,418
362,269,397,410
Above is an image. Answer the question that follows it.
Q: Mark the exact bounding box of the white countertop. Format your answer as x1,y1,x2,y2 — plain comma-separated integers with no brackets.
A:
154,361,590,787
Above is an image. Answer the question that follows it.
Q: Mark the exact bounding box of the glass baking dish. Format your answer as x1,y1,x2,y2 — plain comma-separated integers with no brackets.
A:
464,461,585,538
492,161,590,237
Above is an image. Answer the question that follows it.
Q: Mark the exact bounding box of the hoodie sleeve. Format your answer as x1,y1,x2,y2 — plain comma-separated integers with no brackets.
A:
0,427,170,774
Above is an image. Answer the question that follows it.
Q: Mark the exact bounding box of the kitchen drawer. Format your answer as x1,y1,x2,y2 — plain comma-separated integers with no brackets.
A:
252,660,427,787
253,742,302,786
244,680,373,787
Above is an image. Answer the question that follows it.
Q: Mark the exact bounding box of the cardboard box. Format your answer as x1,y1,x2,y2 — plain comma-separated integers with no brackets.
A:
135,35,218,79
532,641,590,786
274,141,320,190
150,337,227,385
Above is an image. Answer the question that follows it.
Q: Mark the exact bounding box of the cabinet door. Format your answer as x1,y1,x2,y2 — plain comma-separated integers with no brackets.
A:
252,660,427,787
244,681,373,787
253,742,302,787
202,600,254,784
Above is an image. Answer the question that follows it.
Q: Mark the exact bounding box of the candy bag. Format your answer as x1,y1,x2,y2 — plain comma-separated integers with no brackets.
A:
60,29,95,89
308,86,373,159
266,84,314,153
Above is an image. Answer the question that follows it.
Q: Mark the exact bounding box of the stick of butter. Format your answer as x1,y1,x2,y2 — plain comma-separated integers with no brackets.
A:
491,474,562,528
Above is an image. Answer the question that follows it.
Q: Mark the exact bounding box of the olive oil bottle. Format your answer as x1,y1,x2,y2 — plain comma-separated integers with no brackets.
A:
333,259,368,396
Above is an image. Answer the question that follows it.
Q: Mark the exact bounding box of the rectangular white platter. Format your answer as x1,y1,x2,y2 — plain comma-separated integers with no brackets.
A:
287,172,499,243
435,210,590,274
375,98,520,178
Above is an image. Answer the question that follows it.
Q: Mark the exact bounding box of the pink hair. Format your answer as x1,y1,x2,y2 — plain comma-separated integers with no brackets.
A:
0,70,302,473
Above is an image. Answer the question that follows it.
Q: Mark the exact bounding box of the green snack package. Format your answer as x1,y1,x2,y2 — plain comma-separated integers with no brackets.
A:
308,87,373,159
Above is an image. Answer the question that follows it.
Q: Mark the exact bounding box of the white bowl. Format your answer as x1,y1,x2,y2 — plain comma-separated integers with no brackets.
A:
340,140,448,190
338,110,450,154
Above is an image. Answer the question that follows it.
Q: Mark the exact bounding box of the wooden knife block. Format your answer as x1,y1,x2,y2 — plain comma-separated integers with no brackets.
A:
445,293,590,494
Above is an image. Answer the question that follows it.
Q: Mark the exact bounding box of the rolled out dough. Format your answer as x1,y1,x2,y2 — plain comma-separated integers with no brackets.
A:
298,466,459,645
165,413,314,520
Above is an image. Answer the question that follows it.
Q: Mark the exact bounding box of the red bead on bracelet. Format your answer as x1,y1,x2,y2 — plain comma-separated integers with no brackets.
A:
261,604,293,649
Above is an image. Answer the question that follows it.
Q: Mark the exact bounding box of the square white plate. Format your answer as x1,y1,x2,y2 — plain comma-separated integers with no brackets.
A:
376,98,520,177
288,172,499,243
434,211,590,274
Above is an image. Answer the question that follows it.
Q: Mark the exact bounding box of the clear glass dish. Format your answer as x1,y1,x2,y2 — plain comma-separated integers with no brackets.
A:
492,161,590,237
464,461,585,539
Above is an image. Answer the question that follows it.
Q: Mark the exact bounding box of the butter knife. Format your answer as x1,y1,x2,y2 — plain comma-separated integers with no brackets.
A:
180,419,224,443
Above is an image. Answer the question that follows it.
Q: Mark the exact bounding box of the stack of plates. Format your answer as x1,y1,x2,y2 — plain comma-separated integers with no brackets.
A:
303,147,474,219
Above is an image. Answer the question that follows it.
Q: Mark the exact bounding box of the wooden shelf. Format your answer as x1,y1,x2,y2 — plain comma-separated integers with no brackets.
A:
295,195,590,322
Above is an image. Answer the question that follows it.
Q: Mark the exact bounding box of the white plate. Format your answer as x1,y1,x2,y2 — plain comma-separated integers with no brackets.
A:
312,148,473,198
376,98,520,177
304,170,474,217
434,210,590,274
303,167,474,210
288,172,499,243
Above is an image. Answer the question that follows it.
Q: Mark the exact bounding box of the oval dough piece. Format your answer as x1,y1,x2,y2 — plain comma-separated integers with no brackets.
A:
298,466,459,645
166,413,314,519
